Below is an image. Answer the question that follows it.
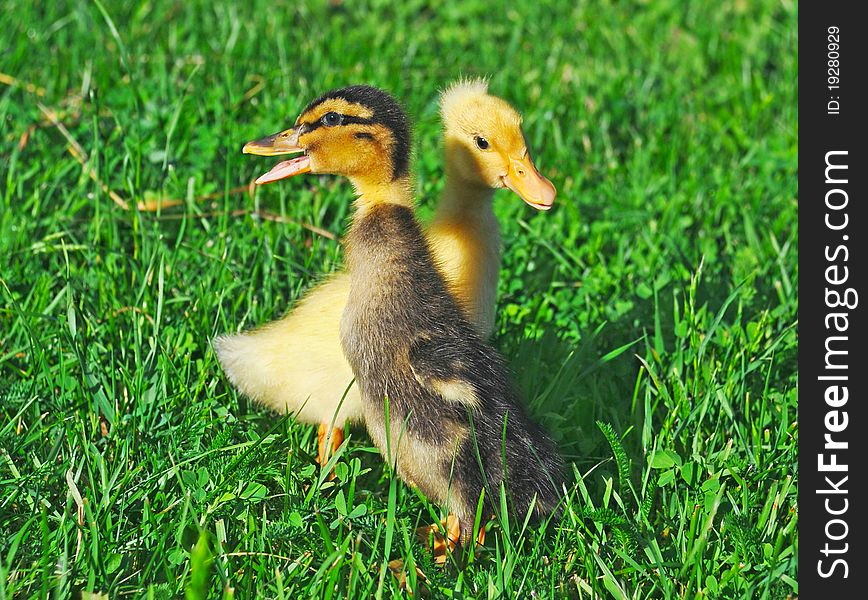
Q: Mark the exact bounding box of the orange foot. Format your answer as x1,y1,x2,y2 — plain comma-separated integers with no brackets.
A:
415,514,486,565
389,516,486,588
316,424,344,479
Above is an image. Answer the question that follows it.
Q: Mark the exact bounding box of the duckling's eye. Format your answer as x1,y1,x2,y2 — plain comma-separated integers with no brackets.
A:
475,136,490,150
321,112,342,127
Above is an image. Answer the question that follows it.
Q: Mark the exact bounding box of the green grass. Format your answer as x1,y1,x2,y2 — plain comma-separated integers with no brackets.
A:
0,0,797,597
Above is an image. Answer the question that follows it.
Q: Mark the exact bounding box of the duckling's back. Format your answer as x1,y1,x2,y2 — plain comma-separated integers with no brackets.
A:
341,203,563,524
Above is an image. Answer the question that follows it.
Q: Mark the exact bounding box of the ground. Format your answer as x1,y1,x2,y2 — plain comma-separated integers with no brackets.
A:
1,1,797,597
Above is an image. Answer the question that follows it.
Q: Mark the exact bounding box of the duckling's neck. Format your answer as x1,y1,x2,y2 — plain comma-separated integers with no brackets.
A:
433,168,496,221
428,166,501,338
350,176,413,218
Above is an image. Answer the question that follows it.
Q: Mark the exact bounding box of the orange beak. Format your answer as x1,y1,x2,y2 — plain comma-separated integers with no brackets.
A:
502,151,556,210
242,127,312,185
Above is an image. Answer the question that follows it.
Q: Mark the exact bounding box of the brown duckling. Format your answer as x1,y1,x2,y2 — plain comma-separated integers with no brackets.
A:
214,80,556,470
241,85,563,550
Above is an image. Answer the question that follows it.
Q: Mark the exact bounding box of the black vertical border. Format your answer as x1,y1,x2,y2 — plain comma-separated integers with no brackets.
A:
799,4,865,596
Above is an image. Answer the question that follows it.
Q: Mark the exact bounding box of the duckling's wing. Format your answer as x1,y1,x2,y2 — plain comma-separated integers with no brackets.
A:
407,335,484,411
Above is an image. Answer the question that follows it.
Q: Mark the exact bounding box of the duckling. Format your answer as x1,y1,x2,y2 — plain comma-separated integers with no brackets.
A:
214,80,556,469
428,78,555,336
240,84,563,550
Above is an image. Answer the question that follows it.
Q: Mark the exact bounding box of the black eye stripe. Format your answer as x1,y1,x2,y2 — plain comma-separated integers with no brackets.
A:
340,115,377,126
301,113,377,135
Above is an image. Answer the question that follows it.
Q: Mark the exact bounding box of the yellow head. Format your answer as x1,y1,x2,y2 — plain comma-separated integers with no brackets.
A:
243,86,411,189
440,79,556,210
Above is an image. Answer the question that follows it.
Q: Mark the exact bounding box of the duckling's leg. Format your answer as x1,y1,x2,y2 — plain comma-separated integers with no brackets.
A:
388,516,485,590
415,515,459,564
316,424,344,477
416,514,486,564
458,515,486,549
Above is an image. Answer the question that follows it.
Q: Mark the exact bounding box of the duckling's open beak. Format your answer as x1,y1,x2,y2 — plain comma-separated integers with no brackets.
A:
242,127,312,185
502,152,556,211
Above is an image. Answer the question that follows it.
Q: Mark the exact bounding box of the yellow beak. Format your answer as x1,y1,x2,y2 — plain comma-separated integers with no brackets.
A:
242,127,312,184
502,152,556,210
242,127,303,156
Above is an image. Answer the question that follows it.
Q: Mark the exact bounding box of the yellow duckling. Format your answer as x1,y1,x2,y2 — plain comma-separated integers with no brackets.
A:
214,80,555,468
237,84,563,553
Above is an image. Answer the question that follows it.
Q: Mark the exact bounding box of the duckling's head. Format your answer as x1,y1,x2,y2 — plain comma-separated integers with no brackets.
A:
243,85,411,190
440,79,556,210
